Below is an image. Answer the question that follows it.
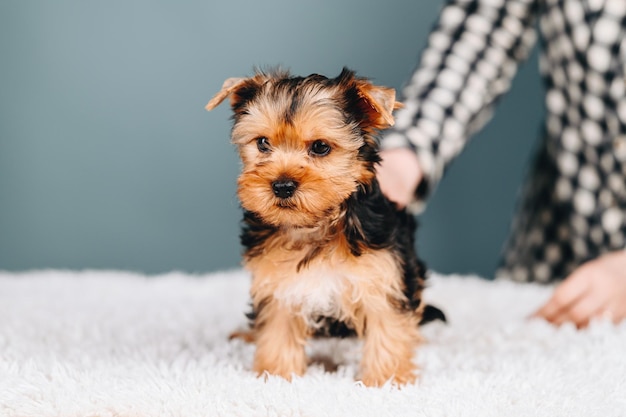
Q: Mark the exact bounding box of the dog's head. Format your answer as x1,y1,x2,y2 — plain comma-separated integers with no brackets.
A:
206,68,400,227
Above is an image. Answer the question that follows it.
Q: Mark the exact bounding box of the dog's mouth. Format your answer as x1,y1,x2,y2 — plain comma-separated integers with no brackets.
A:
275,198,297,209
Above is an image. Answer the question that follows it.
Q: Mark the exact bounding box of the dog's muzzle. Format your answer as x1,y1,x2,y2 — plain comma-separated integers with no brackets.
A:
272,178,298,199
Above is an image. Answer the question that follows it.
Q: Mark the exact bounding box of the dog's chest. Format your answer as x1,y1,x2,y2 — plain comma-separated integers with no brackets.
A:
273,266,349,324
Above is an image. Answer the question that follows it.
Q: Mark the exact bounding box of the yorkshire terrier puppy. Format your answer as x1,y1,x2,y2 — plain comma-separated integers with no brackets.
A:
206,68,443,386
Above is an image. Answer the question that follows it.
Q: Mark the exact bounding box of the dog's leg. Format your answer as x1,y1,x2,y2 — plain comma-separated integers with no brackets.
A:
253,298,309,381
359,304,421,387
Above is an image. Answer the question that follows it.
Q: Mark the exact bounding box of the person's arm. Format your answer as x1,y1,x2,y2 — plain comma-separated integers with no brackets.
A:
379,0,540,211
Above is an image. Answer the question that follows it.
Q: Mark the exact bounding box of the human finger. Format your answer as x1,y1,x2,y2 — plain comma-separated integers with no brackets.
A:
533,272,590,322
549,290,606,328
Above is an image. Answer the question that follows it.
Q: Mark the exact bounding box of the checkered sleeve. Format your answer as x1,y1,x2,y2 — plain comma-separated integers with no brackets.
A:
382,0,540,211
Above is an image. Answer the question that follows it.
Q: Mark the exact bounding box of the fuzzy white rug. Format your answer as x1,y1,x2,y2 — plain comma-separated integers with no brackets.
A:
0,269,625,417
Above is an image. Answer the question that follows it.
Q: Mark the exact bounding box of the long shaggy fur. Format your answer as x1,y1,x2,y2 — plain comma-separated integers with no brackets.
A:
206,68,443,386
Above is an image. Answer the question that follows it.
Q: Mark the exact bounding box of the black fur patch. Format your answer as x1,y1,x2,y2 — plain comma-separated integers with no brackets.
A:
343,179,426,311
231,82,262,117
240,210,277,259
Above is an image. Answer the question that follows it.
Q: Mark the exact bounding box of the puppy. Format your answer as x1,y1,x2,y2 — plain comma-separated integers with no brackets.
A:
206,68,443,386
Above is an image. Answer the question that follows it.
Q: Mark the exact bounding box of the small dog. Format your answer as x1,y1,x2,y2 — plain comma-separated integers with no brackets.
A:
206,68,443,386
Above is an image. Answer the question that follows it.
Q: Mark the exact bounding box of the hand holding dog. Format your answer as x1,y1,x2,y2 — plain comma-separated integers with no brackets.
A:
534,250,626,328
377,148,423,208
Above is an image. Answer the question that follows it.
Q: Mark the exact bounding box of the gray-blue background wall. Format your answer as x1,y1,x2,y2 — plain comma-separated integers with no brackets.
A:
0,0,544,276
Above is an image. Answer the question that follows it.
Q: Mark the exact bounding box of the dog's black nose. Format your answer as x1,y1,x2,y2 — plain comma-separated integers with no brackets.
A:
272,179,298,199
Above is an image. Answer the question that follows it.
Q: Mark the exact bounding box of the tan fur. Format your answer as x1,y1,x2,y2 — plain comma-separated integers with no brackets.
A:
205,77,247,110
359,302,422,386
253,296,310,380
246,226,423,386
233,85,374,228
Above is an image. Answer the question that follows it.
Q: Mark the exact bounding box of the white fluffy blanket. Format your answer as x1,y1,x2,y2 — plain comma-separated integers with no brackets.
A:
1,270,624,417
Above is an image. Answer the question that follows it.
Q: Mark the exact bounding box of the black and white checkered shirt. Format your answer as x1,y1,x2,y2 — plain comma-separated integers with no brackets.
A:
382,0,626,282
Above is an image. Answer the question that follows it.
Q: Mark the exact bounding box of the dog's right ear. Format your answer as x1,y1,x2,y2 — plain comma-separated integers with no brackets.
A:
354,82,402,130
205,77,249,111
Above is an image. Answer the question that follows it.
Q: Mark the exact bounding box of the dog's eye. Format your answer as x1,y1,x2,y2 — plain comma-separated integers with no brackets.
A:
256,137,271,153
309,140,331,156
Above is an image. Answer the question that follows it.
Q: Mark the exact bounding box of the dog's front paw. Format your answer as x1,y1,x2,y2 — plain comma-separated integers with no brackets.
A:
360,366,417,387
253,360,306,382
253,343,307,382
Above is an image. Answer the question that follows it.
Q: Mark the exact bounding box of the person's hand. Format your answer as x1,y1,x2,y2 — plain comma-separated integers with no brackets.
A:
377,148,423,208
533,250,626,328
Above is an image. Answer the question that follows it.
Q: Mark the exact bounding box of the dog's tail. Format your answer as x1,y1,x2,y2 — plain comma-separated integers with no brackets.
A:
419,304,447,325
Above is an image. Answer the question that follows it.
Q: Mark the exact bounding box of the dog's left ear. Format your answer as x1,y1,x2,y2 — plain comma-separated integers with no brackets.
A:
354,82,403,130
205,77,248,111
